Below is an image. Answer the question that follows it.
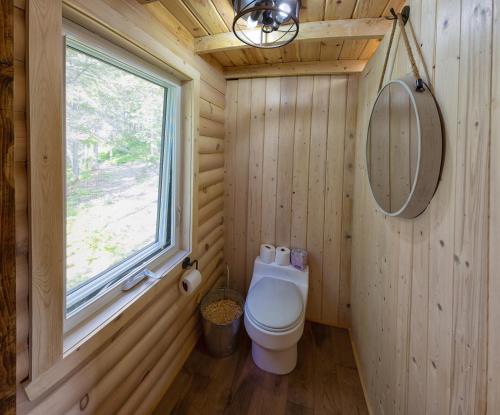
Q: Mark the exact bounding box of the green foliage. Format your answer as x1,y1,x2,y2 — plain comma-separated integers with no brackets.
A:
65,45,166,290
65,45,164,182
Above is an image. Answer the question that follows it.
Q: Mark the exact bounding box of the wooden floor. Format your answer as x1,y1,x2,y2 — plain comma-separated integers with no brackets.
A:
153,322,368,415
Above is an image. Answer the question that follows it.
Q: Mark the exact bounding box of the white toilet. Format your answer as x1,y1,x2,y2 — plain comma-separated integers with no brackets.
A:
244,256,309,375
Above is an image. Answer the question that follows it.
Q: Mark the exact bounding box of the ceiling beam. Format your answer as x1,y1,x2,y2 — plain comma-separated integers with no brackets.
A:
223,60,367,79
195,17,391,54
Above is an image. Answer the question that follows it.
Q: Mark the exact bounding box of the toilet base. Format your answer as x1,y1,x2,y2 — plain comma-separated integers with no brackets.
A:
251,342,297,375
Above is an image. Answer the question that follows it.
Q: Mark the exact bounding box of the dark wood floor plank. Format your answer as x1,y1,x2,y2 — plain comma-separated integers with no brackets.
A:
330,326,357,368
155,323,368,415
311,324,343,414
223,350,262,414
256,370,289,414
170,345,215,414
286,401,315,415
203,337,250,414
287,323,315,409
153,370,193,415
336,366,369,415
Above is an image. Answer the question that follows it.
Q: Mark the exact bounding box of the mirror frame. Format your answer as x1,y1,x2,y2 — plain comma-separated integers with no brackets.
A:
366,74,442,219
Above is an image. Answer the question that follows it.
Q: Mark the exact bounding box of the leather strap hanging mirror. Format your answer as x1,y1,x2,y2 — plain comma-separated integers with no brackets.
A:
366,6,442,219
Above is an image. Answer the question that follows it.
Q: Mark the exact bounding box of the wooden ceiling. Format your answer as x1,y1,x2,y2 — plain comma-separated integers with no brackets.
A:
140,0,405,77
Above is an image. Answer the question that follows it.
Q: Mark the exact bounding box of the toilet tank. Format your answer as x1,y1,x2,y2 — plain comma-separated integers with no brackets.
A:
250,257,309,303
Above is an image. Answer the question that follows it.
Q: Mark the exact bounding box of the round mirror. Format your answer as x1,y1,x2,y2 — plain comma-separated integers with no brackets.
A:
366,74,442,218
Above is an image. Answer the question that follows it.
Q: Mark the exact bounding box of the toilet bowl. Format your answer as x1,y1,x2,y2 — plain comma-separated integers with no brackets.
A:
244,256,309,375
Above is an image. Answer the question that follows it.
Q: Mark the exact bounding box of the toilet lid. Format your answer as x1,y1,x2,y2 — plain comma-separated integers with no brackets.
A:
246,277,303,331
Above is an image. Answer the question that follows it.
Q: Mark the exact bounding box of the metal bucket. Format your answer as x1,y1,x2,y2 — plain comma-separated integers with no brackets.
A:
200,288,244,358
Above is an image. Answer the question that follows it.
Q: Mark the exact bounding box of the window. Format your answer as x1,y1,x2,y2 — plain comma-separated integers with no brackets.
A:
27,10,197,396
63,35,181,326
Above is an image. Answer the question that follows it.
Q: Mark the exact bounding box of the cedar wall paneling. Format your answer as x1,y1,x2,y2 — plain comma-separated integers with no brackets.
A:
224,75,358,327
351,0,499,413
15,1,225,413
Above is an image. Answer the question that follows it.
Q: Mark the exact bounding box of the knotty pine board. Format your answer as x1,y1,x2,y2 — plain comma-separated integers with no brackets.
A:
350,0,499,413
224,75,358,327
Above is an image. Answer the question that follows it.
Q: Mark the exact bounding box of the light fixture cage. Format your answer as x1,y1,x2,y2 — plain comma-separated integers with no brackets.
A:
232,0,300,49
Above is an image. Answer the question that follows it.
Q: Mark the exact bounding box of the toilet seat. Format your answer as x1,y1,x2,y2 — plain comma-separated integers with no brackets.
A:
245,277,303,333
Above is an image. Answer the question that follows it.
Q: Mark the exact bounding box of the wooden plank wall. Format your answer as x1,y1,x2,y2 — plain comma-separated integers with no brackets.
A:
224,75,358,328
351,0,500,413
1,0,16,414
15,1,225,413
14,0,29,412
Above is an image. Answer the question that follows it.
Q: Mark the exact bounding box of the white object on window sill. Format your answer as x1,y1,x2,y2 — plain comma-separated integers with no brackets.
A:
121,269,163,291
64,249,189,353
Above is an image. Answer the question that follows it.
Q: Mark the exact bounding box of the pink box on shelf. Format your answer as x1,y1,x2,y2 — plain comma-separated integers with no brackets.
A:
290,248,308,271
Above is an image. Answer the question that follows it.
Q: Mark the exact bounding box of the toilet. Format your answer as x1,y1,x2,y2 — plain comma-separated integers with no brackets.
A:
244,256,309,375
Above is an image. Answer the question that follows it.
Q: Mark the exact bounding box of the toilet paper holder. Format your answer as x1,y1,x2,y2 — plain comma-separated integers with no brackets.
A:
182,256,198,270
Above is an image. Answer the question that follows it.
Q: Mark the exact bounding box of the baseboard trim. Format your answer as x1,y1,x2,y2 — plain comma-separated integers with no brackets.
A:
348,328,374,415
305,317,350,329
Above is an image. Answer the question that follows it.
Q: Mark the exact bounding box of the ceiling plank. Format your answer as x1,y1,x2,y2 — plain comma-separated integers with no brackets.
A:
195,17,391,54
210,0,235,29
359,38,381,59
300,41,322,61
224,60,367,79
211,51,235,66
144,2,194,49
259,47,284,64
324,0,357,19
340,39,370,59
321,0,357,66
319,40,343,60
352,0,389,18
158,0,208,37
382,0,406,16
281,43,301,62
181,0,229,34
224,49,251,65
300,0,325,21
340,0,400,63
296,0,324,63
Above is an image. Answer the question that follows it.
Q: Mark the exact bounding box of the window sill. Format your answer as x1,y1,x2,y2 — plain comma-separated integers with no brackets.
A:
24,249,190,402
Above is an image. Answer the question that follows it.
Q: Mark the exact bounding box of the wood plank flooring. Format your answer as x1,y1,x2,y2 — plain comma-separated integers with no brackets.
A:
153,322,368,415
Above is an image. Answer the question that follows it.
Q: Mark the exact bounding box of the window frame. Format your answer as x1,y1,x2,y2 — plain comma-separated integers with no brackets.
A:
26,4,201,401
62,33,182,331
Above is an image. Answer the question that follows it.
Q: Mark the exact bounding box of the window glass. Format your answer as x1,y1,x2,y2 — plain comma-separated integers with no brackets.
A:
65,41,175,315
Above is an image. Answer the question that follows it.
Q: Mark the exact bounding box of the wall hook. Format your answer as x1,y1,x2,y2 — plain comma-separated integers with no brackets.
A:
386,6,410,26
401,6,410,25
182,256,198,270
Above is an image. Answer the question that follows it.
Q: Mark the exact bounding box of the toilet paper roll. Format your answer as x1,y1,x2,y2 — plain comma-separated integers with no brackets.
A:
275,246,291,266
260,244,276,264
179,269,202,295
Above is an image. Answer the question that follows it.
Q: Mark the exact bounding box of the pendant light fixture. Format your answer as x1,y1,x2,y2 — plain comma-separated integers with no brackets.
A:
232,0,300,49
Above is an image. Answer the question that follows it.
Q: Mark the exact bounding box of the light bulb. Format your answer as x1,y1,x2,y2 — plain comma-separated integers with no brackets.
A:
279,3,291,18
274,2,291,24
247,15,258,28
